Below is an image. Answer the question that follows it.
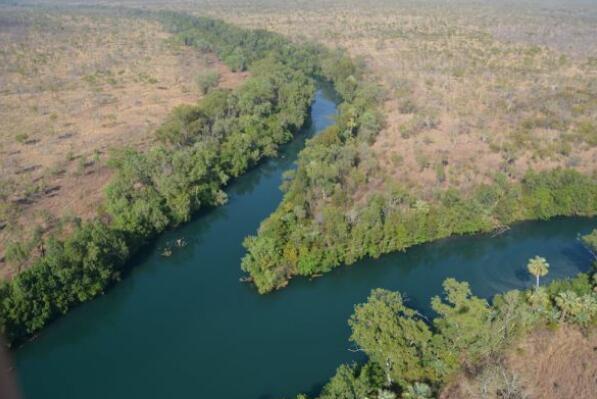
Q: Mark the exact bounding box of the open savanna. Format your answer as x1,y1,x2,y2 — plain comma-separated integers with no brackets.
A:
194,0,597,199
65,0,595,198
0,6,246,277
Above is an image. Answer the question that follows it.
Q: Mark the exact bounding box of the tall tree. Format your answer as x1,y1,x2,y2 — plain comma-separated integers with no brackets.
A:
431,279,492,365
349,289,434,387
527,256,549,288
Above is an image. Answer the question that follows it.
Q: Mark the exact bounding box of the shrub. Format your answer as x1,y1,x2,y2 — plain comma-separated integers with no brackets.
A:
196,70,220,94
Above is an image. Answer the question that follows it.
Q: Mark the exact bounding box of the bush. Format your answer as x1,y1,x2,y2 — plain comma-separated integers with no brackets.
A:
196,70,220,94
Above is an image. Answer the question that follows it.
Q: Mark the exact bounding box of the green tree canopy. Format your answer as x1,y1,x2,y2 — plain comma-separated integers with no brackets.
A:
349,289,434,387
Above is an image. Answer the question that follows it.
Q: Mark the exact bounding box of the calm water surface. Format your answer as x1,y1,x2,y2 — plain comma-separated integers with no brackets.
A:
14,86,595,399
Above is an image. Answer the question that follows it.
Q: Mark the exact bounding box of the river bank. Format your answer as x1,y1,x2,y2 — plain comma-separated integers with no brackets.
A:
14,86,595,399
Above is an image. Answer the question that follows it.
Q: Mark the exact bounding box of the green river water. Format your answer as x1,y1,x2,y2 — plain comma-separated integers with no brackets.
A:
13,85,595,399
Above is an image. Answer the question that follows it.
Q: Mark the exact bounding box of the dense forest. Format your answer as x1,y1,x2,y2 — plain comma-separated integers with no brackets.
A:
0,11,333,345
295,232,597,399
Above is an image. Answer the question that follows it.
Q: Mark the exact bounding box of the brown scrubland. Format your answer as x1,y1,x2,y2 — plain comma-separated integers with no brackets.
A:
24,3,597,192
441,325,597,399
0,6,246,276
54,0,595,201
200,0,596,201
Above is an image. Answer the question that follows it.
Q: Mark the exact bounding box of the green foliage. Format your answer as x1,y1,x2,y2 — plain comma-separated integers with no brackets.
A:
108,58,314,239
317,363,383,399
0,221,128,342
527,256,549,288
582,229,597,257
402,383,433,399
236,5,596,294
155,104,207,146
196,69,219,94
309,272,596,399
4,241,29,270
243,166,596,293
0,12,316,345
158,11,321,76
555,290,597,326
349,289,439,388
520,169,596,219
431,279,492,364
15,133,29,144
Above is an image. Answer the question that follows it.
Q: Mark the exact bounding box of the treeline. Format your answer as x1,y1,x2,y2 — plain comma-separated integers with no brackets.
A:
297,268,597,399
157,11,322,76
0,13,317,345
243,164,597,292
106,58,314,237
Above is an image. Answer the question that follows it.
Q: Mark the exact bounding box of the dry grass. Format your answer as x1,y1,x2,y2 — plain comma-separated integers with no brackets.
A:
0,6,247,276
4,0,595,255
26,3,597,200
441,325,597,399
192,0,597,199
508,325,597,399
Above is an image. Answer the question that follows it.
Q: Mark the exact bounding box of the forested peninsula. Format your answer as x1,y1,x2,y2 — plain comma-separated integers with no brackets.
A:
242,116,596,292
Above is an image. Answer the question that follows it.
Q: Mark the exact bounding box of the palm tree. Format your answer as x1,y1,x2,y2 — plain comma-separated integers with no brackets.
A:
527,256,549,289
402,383,432,399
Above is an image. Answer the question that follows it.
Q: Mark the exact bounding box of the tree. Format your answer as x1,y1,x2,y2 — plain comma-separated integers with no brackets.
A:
431,279,492,364
527,256,549,288
318,363,381,399
581,229,597,260
526,286,550,311
196,70,220,94
555,291,579,322
555,291,597,326
377,389,397,399
5,241,29,272
349,289,434,387
155,104,206,146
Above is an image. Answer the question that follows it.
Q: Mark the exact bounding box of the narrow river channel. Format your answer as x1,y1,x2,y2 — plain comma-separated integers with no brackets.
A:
14,85,595,399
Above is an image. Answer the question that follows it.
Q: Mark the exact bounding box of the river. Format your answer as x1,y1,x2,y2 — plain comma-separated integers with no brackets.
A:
13,85,595,399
